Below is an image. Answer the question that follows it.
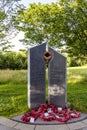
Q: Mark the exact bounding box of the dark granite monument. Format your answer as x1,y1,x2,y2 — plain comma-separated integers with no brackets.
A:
12,43,87,125
48,47,66,107
12,43,87,124
28,43,46,108
28,43,66,108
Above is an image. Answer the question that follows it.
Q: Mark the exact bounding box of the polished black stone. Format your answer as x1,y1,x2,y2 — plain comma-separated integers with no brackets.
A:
28,43,46,109
48,47,66,107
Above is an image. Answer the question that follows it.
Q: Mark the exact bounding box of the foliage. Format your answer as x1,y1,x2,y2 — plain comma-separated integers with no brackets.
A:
0,66,87,117
0,50,27,69
16,0,87,60
59,0,87,58
67,56,87,67
16,3,64,47
0,0,25,50
0,49,86,69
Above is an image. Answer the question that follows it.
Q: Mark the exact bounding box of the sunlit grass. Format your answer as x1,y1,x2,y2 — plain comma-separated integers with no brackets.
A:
0,70,28,117
67,66,87,113
0,84,28,117
0,69,27,84
0,66,87,117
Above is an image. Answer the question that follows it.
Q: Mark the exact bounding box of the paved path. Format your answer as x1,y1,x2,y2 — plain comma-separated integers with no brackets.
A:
0,116,87,130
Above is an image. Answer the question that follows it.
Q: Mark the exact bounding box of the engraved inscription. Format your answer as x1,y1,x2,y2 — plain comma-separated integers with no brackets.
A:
48,84,65,96
48,47,66,107
28,43,46,108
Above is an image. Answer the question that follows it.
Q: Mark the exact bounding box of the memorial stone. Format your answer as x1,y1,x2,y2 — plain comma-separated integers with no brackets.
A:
28,43,46,108
12,44,83,124
48,47,66,107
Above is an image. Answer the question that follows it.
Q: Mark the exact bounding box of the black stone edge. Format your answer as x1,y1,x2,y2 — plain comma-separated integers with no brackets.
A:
10,113,87,125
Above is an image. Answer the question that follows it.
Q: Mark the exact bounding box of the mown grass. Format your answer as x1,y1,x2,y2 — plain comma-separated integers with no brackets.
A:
67,66,87,113
0,70,28,117
0,66,87,117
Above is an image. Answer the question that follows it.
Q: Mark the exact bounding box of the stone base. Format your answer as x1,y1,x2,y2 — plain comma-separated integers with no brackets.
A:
11,113,87,125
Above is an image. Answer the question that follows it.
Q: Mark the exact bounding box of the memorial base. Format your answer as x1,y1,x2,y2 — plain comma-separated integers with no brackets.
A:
11,113,87,125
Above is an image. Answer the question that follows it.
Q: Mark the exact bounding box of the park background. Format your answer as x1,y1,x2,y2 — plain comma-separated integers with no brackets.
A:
0,0,87,117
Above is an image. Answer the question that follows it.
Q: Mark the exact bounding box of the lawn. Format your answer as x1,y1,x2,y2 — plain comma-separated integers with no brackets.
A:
67,66,87,113
0,66,87,117
0,70,28,117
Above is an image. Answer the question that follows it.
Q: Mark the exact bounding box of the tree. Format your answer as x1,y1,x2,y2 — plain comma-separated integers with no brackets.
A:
0,0,25,50
16,1,87,61
59,0,87,58
16,3,64,47
0,50,27,69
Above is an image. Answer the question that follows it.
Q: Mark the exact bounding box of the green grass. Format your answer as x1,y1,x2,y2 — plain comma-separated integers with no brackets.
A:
0,70,28,117
67,66,87,113
0,66,87,117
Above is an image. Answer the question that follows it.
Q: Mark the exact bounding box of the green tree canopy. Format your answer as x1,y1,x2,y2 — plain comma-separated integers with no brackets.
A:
59,0,87,58
0,0,25,50
16,0,87,59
